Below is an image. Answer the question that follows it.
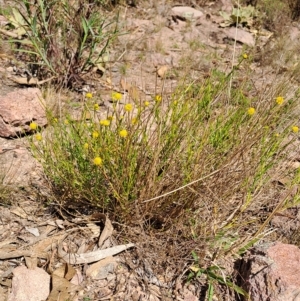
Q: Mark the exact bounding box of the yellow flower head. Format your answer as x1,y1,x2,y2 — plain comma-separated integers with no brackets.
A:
247,107,256,116
100,119,110,126
144,101,150,107
131,117,138,125
242,53,248,59
111,92,122,102
29,122,38,131
292,126,299,133
35,133,42,141
119,129,128,138
94,103,99,111
124,103,133,112
93,156,102,166
155,95,162,102
276,96,284,105
64,119,69,125
86,92,93,99
83,143,89,149
92,131,99,138
53,118,58,123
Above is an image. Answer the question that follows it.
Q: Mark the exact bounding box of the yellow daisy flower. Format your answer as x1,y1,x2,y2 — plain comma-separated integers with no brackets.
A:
276,96,284,105
35,133,42,141
92,131,99,138
93,156,102,166
124,103,133,112
100,119,110,126
119,129,128,138
247,107,256,116
29,122,38,130
155,95,162,102
111,92,122,101
292,126,299,133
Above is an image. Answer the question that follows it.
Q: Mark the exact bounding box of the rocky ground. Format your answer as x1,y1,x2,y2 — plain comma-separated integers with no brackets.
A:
2,1,300,300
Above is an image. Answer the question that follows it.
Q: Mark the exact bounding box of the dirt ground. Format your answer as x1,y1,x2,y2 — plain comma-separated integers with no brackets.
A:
1,1,300,300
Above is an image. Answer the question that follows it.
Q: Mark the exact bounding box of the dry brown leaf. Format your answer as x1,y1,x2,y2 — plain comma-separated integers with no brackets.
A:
128,86,141,101
0,239,16,248
157,65,169,78
70,268,84,285
0,286,7,301
53,263,77,281
25,256,37,269
58,242,135,264
120,78,131,91
86,222,101,238
0,249,32,259
10,206,27,218
86,256,117,280
98,217,114,247
47,274,81,301
25,226,40,237
31,233,66,256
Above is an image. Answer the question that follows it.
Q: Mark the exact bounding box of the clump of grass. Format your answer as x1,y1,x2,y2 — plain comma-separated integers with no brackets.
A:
10,0,119,89
30,55,300,296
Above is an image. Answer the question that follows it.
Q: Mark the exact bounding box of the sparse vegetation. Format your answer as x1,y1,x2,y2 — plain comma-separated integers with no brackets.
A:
2,0,300,299
9,0,119,89
30,53,300,297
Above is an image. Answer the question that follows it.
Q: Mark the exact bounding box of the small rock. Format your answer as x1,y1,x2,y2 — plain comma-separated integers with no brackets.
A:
225,27,255,46
0,87,47,138
171,6,204,21
240,242,300,301
7,265,50,301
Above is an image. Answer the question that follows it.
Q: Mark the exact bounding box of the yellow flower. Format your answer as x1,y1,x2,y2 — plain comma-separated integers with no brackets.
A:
155,95,162,102
247,107,256,116
100,119,110,126
64,119,69,125
276,96,284,105
94,103,100,111
111,91,122,101
86,92,93,98
124,103,133,112
35,133,42,141
292,126,299,133
53,118,58,123
144,101,150,107
93,156,102,166
173,100,178,106
119,129,128,138
243,53,248,59
92,131,99,138
83,143,89,149
131,117,138,125
29,122,38,130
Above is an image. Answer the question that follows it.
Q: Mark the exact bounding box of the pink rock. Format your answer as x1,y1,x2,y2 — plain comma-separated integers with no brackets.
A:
7,265,50,301
171,6,204,20
0,88,47,138
241,242,300,301
225,27,255,46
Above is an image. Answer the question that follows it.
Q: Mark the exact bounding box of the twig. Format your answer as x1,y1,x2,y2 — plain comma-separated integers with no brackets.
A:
142,168,221,203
